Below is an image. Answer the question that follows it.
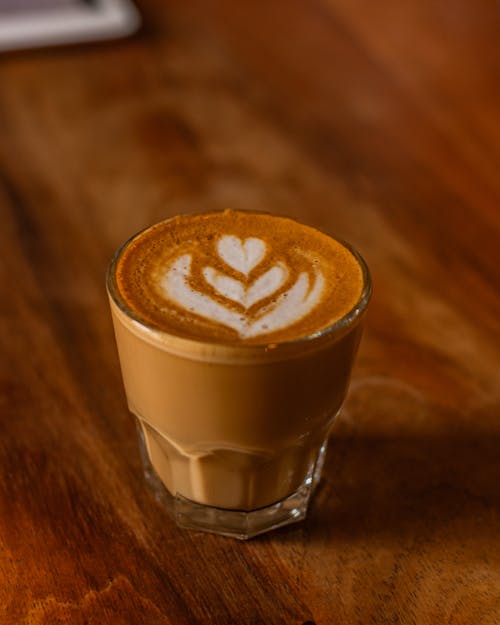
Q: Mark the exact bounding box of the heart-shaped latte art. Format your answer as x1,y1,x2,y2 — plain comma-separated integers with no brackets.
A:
161,234,325,339
203,262,288,308
217,235,266,276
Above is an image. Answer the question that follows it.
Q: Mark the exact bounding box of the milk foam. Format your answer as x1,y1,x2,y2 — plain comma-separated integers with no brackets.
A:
161,235,325,339
115,210,366,344
217,235,265,275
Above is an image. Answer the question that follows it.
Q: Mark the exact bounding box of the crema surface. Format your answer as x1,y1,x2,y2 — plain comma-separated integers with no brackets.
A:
115,210,364,344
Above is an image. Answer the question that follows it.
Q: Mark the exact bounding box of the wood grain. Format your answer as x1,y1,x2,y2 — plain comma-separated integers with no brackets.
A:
0,0,499,623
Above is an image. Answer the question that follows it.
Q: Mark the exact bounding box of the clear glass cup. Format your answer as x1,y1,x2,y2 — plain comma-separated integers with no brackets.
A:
107,221,371,539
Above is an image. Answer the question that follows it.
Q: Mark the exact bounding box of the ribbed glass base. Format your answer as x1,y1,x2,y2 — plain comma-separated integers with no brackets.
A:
136,419,327,539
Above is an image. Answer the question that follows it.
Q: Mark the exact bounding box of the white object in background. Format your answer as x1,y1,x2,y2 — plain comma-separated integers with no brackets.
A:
0,0,140,52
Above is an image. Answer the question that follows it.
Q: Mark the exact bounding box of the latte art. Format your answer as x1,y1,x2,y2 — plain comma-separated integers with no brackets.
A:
202,262,288,308
216,235,266,276
162,235,324,339
115,210,365,344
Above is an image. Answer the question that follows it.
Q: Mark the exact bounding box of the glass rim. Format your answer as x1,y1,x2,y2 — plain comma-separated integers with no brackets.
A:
106,215,372,355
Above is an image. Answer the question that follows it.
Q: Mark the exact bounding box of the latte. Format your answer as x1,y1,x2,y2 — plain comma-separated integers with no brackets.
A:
107,210,371,538
115,210,364,344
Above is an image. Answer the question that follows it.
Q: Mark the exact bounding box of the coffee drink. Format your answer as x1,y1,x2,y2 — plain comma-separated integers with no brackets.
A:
115,210,364,343
107,210,370,538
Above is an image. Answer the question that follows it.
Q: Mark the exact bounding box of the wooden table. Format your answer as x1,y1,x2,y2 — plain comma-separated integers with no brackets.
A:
1,1,499,623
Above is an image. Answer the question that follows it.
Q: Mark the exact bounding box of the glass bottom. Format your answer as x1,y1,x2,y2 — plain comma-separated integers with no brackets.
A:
136,420,327,539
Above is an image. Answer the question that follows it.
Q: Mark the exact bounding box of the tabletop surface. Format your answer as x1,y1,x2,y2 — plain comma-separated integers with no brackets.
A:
1,1,499,623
